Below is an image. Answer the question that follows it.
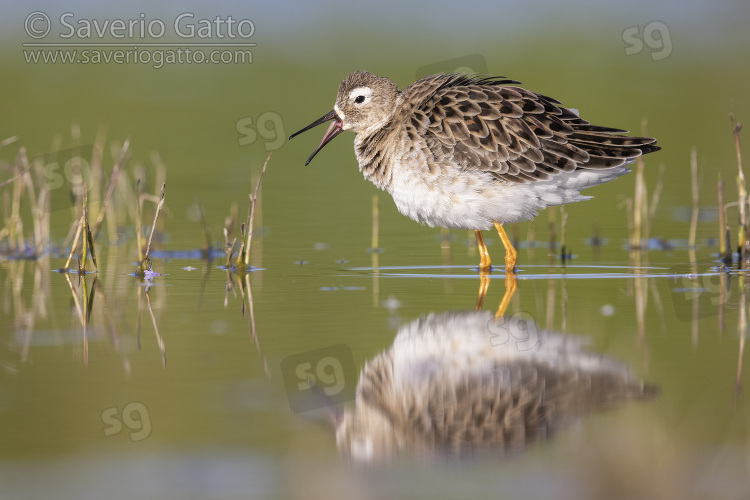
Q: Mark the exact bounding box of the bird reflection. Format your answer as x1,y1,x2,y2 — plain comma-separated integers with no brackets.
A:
332,311,657,462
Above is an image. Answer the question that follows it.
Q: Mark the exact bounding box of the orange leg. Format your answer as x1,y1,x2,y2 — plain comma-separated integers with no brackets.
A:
476,225,518,317
495,270,517,318
493,222,517,273
475,230,492,273
476,273,490,311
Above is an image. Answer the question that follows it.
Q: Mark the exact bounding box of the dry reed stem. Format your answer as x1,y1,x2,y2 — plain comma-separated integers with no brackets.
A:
633,158,645,250
141,183,166,266
645,164,665,244
731,112,745,257
560,205,568,260
689,148,699,249
91,138,130,239
63,214,84,270
372,194,380,252
718,177,727,258
135,178,143,262
145,289,166,367
239,152,271,267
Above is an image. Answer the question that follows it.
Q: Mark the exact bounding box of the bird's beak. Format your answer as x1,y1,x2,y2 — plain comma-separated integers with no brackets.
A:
289,110,344,165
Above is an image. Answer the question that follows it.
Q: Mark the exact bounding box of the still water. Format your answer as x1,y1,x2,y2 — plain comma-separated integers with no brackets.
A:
2,5,750,493
1,191,749,499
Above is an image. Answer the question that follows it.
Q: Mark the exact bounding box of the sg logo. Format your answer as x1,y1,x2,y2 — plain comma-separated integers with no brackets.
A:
487,311,539,351
281,344,356,413
236,111,286,151
670,272,734,321
101,401,152,442
623,21,673,61
31,145,96,213
295,357,346,396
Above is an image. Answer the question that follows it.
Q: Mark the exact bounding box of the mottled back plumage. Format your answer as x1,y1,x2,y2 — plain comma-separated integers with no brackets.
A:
345,71,659,189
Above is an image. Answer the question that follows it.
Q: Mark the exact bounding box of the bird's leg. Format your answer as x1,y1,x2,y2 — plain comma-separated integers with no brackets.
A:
475,230,493,310
493,222,517,273
495,270,517,318
476,273,490,311
475,230,492,273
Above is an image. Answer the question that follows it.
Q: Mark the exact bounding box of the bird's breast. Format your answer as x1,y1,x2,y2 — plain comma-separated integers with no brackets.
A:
354,128,548,230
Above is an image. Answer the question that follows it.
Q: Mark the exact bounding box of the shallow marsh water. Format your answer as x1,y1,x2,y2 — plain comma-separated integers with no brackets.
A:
2,207,749,499
2,2,750,498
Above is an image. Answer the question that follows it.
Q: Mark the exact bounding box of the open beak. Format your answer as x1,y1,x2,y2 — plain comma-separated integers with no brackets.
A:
289,110,344,165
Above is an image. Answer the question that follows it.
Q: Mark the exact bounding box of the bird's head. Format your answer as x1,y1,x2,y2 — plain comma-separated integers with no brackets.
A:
289,71,399,165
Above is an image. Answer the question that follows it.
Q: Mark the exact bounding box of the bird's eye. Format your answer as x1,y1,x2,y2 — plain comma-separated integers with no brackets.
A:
354,95,366,104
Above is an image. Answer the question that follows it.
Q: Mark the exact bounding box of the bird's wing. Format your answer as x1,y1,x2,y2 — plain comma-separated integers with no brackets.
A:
401,74,660,184
407,360,656,457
